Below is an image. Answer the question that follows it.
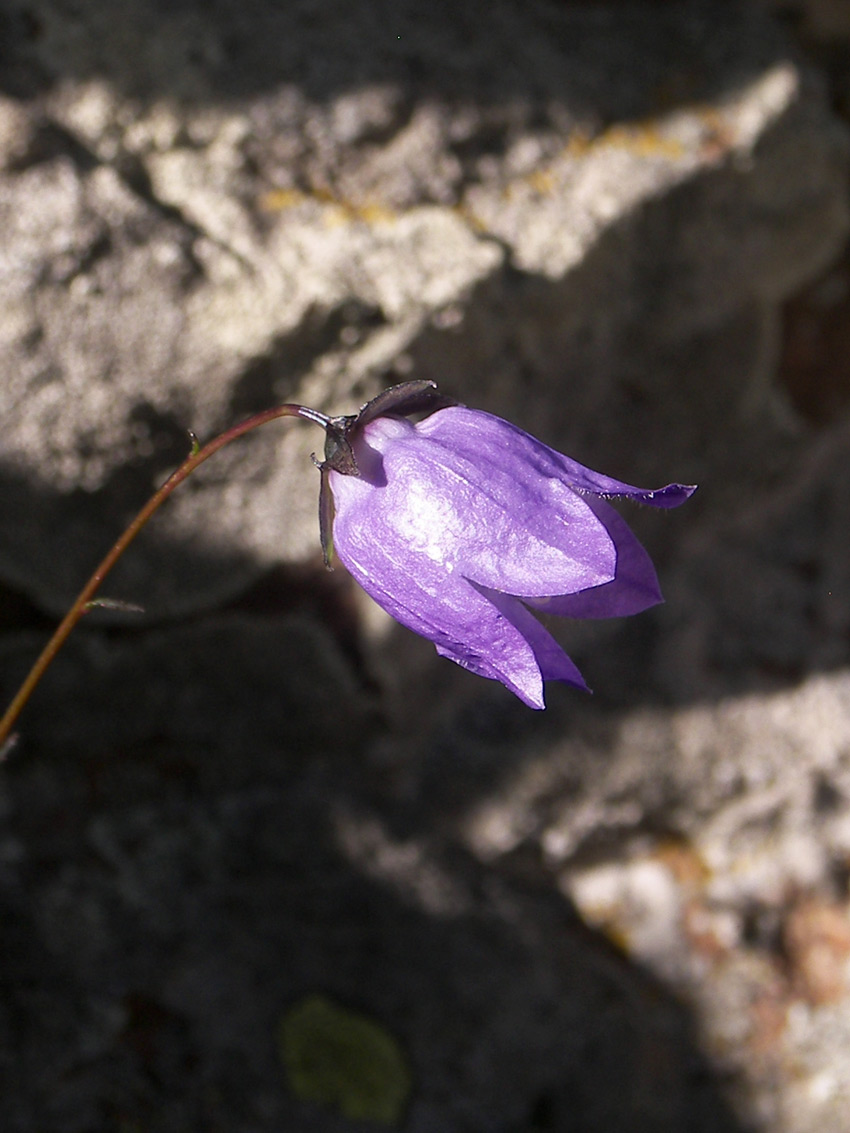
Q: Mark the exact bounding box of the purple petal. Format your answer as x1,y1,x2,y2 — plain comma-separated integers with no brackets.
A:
524,497,663,618
329,475,585,708
351,414,617,598
470,584,589,697
326,401,694,708
418,407,697,508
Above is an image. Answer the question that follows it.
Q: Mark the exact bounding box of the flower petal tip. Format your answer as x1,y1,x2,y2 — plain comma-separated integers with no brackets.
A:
650,482,698,508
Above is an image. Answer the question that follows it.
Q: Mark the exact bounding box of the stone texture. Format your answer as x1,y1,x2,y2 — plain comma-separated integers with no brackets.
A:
3,4,850,1132
380,415,850,1133
0,615,744,1133
0,0,847,618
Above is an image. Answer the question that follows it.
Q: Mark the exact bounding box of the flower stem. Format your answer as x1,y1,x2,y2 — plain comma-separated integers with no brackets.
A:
0,403,324,749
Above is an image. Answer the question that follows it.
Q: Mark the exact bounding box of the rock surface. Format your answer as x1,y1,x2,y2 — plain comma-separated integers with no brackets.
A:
3,2,850,1132
1,0,847,617
0,616,745,1131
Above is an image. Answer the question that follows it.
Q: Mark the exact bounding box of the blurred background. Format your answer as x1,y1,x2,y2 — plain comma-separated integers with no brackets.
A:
2,1,850,1128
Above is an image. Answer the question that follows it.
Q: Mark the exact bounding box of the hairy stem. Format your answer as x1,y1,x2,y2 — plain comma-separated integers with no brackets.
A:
0,403,324,749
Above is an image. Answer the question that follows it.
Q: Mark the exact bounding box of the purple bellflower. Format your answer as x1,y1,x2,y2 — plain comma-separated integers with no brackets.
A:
316,381,695,709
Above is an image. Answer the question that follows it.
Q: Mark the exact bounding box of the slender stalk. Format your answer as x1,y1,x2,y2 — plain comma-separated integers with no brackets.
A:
0,403,325,748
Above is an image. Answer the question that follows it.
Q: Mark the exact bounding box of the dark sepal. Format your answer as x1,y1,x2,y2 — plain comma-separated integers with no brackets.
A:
354,380,455,430
321,415,359,475
318,464,335,569
320,381,454,478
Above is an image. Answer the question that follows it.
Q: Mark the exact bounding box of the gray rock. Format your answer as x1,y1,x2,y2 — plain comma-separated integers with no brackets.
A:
0,618,743,1133
380,415,850,1132
1,0,847,619
0,610,371,766
3,8,850,1129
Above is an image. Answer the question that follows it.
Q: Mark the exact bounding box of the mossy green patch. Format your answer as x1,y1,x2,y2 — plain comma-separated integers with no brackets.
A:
279,994,412,1125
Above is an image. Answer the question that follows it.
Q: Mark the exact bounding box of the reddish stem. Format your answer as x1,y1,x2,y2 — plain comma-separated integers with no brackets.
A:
0,403,322,749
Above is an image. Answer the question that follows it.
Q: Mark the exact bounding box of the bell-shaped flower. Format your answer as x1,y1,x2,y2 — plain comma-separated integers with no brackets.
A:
318,382,695,708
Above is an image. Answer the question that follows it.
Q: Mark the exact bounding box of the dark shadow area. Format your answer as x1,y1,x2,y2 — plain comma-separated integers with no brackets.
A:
228,301,387,420
0,646,750,1130
1,0,796,123
0,456,274,622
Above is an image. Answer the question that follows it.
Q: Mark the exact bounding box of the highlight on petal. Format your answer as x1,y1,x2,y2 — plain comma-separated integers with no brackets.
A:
353,415,617,597
322,386,695,708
